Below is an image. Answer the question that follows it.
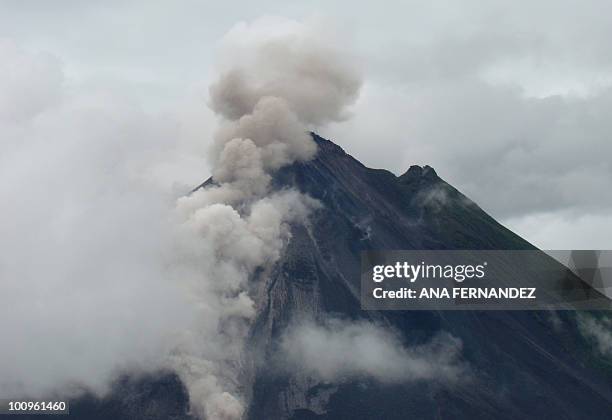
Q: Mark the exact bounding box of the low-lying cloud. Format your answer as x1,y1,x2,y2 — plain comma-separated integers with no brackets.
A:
280,318,467,384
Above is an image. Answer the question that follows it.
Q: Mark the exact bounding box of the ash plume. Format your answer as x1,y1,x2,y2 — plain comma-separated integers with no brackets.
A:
170,16,362,419
0,17,361,420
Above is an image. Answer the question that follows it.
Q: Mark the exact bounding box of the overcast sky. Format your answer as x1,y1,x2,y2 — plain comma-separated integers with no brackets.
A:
2,0,611,249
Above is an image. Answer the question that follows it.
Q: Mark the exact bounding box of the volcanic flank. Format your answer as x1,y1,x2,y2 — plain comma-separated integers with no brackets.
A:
47,133,612,420
242,134,612,419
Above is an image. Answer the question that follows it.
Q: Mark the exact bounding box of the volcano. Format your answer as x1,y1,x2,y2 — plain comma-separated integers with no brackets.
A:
43,134,612,420
243,134,612,419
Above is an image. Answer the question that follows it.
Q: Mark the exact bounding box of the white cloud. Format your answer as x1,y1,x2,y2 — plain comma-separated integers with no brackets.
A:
0,42,201,399
280,318,467,384
0,39,63,121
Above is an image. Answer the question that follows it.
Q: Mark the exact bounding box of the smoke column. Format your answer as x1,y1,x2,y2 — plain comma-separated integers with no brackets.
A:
0,17,360,420
170,17,362,419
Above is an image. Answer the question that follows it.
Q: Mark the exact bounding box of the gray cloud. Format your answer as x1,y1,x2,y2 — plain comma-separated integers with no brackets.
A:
327,70,612,218
2,1,611,248
325,75,612,249
318,2,612,249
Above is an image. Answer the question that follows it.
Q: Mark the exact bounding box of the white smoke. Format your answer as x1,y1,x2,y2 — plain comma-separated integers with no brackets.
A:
167,17,362,419
280,318,467,384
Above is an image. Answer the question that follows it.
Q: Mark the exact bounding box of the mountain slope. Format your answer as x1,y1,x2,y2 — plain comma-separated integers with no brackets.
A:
12,134,610,420
244,134,612,419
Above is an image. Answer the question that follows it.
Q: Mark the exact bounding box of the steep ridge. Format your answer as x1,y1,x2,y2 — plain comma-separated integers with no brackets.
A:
245,134,612,419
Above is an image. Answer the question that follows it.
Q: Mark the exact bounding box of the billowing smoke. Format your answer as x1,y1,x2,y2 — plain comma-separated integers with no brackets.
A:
169,16,362,419
0,17,361,420
280,318,467,384
170,190,320,419
202,16,361,203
